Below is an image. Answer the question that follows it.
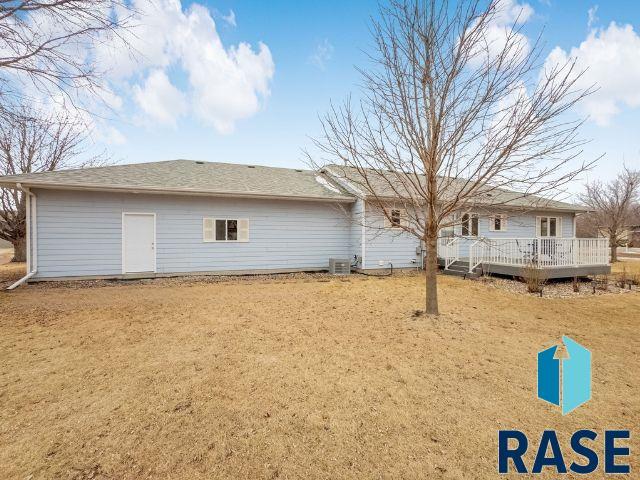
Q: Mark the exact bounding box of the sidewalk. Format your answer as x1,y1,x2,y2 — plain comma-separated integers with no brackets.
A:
618,247,640,259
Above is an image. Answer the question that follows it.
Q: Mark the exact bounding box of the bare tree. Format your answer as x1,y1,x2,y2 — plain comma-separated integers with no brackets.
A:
0,0,134,109
0,106,106,261
579,168,640,262
309,0,594,315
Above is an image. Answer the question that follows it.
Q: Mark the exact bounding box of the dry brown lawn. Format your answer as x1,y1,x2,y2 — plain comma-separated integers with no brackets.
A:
0,264,638,479
612,259,640,276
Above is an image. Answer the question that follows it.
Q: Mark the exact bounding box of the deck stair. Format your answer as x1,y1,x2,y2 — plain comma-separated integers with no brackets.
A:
438,259,481,279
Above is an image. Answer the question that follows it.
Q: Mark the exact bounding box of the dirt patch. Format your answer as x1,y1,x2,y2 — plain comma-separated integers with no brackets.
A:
0,272,638,479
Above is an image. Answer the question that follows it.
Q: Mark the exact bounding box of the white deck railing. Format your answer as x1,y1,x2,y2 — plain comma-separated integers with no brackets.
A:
472,238,609,270
438,237,459,269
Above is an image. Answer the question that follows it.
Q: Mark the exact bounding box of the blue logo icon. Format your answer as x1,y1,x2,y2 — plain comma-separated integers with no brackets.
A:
537,336,591,415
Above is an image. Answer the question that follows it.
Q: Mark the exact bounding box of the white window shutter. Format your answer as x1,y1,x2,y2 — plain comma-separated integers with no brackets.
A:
203,218,214,242
489,216,495,232
535,216,542,237
502,215,507,232
383,211,391,229
556,217,563,238
238,219,249,242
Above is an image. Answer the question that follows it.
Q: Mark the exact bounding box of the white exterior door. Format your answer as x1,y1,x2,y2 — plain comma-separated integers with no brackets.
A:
123,213,156,273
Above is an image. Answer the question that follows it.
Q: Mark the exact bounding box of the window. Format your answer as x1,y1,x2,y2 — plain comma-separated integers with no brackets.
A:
440,214,456,238
390,209,402,227
203,218,249,242
384,208,405,228
441,225,455,237
537,216,560,237
489,214,507,232
461,213,479,236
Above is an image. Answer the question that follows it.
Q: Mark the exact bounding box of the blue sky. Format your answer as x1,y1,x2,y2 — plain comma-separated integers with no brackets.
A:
98,1,640,192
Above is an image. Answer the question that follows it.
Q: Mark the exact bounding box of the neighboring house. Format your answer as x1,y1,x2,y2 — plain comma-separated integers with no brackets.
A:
598,225,640,248
0,160,610,286
0,239,10,248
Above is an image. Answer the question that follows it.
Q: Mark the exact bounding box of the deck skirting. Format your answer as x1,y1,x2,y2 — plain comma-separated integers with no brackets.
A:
480,262,611,279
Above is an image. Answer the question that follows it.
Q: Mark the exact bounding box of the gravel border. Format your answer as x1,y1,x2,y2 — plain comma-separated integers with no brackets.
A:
476,275,638,298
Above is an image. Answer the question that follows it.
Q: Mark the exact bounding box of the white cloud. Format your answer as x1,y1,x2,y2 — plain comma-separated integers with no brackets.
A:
469,0,534,67
133,69,186,126
95,0,274,134
95,125,127,145
543,22,640,126
587,5,598,29
222,9,236,27
309,39,334,70
493,0,534,24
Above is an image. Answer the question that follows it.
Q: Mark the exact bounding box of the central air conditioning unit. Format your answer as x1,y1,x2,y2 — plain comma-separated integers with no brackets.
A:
329,258,351,275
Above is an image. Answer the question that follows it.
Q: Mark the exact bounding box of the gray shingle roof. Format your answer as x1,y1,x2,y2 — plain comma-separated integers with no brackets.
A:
324,165,588,212
0,160,355,202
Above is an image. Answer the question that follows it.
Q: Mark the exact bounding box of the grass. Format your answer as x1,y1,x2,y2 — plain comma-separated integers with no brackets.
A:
0,266,638,479
612,259,640,275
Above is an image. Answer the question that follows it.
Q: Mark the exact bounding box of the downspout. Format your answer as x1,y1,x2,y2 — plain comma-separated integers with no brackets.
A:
7,184,37,290
361,199,366,270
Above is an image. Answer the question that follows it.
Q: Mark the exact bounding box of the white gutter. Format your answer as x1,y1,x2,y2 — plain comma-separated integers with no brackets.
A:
0,182,355,203
7,184,37,290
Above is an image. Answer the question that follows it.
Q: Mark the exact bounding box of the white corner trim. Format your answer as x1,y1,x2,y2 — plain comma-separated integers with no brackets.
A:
7,184,37,290
361,200,366,269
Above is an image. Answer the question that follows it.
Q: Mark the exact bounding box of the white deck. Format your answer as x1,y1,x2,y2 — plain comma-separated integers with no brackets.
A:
439,237,610,273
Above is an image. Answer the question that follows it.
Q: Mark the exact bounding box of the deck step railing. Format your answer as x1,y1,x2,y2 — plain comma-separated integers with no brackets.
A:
438,237,460,269
468,240,484,273
475,238,609,268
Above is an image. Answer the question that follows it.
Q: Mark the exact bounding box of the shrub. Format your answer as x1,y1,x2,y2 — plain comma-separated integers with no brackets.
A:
616,267,628,288
520,262,547,295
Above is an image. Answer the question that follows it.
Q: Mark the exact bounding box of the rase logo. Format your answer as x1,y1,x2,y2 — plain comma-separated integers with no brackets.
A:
537,336,591,415
498,337,631,475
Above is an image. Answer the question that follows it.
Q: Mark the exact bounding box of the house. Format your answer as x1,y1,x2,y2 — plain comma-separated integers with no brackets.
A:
598,225,640,248
0,159,610,287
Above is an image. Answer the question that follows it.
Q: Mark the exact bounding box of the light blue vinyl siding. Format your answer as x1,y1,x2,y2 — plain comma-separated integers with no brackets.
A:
360,204,576,268
32,188,579,278
362,206,421,269
34,189,352,278
349,199,364,265
456,211,575,259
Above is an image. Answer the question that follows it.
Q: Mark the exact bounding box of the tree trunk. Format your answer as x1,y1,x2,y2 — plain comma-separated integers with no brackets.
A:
424,235,439,315
610,240,617,263
12,237,26,263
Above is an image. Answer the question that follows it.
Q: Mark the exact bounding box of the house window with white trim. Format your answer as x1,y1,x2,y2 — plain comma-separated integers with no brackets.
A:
203,218,249,242
537,216,561,237
440,214,456,238
490,214,507,232
461,213,478,236
384,208,405,228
